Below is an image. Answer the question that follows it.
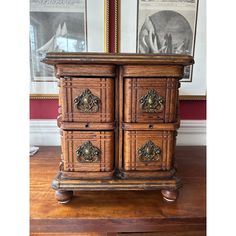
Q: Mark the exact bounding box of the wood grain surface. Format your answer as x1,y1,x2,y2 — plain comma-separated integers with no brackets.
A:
30,146,206,235
124,78,178,123
43,52,194,66
123,130,175,171
61,131,114,172
60,77,114,123
56,64,116,77
122,65,183,77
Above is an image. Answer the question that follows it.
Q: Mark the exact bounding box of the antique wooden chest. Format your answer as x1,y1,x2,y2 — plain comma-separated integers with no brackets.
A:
43,53,194,203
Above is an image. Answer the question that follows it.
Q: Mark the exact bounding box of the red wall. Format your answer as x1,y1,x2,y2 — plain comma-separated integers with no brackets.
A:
179,100,206,120
30,99,206,120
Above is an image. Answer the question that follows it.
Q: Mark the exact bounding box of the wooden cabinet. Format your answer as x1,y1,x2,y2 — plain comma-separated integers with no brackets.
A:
43,53,194,203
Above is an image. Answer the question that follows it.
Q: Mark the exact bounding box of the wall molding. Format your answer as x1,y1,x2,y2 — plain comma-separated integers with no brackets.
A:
30,119,206,146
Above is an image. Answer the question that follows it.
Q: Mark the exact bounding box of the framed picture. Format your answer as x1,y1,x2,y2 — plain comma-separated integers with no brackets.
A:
30,0,109,99
119,0,206,99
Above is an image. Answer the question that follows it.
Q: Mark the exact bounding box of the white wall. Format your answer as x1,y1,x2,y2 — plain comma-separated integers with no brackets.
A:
30,119,206,146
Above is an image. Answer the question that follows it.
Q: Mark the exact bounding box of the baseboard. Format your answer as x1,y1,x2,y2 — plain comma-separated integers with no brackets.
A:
30,119,206,146
177,120,206,146
30,120,60,147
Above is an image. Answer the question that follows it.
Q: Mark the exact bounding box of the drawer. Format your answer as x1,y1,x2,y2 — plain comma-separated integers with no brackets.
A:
56,64,116,77
124,78,179,123
123,130,175,171
60,77,114,122
61,131,114,172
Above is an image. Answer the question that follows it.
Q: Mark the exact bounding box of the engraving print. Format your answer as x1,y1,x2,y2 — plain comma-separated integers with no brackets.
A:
30,0,87,82
137,0,198,81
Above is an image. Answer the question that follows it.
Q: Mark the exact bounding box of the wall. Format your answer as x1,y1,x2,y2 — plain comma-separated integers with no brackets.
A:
30,0,206,146
30,99,206,120
30,99,206,146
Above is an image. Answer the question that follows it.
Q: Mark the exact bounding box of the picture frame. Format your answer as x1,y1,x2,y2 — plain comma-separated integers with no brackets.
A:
119,0,206,99
30,0,110,99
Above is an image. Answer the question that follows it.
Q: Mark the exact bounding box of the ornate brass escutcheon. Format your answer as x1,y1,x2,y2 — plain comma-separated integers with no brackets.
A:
139,89,164,113
74,89,100,113
76,141,101,163
138,140,161,162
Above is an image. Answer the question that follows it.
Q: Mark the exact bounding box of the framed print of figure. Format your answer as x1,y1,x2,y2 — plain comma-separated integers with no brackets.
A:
30,0,109,98
120,0,206,98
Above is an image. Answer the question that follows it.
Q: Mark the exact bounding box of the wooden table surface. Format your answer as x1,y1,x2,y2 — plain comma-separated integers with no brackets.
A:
30,146,206,236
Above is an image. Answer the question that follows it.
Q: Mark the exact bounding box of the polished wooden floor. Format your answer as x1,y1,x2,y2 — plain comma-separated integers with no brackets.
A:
30,146,206,236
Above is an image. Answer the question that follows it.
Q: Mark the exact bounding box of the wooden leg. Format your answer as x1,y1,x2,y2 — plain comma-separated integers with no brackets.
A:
161,189,178,202
55,190,73,204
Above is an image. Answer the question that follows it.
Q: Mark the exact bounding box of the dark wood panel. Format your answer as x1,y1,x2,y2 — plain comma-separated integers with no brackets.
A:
56,64,116,77
123,65,183,77
31,233,106,236
52,172,181,191
118,232,206,236
31,233,206,236
43,52,194,66
30,146,206,234
61,170,114,180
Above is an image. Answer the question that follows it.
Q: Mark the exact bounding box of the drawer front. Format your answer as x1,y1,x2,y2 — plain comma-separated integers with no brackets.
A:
62,131,114,172
56,64,116,77
124,130,175,171
60,77,114,122
124,78,179,123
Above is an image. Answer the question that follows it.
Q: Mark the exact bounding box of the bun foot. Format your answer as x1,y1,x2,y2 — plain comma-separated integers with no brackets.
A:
161,189,178,202
55,190,73,204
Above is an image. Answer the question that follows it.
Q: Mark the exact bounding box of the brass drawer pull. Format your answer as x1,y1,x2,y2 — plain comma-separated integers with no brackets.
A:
74,89,100,113
76,141,101,163
138,140,161,162
139,89,164,113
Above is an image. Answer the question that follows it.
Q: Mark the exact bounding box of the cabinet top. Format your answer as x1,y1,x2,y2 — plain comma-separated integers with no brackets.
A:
42,52,194,66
